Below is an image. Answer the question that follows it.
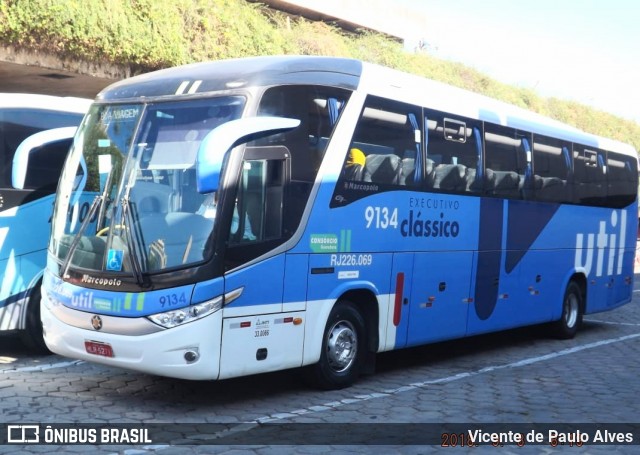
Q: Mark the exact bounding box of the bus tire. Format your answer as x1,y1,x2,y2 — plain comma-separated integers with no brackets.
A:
20,286,50,354
551,281,583,339
310,301,366,390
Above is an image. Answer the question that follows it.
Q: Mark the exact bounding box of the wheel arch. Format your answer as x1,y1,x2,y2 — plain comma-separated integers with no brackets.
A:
565,271,587,315
302,282,381,368
338,287,380,356
549,272,586,339
18,272,45,330
19,272,49,352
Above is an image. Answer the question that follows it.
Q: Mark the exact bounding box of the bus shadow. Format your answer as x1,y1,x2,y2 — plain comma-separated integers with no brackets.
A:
372,319,616,375
124,320,615,408
0,319,617,410
0,333,49,358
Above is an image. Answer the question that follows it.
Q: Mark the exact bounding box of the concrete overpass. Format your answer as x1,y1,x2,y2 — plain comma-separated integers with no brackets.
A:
0,46,122,100
1,1,425,99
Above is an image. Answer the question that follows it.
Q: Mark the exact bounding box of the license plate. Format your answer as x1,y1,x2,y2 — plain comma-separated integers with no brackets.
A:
84,341,114,358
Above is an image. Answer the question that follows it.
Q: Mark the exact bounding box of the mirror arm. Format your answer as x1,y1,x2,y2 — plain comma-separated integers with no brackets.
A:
11,127,77,190
196,117,300,194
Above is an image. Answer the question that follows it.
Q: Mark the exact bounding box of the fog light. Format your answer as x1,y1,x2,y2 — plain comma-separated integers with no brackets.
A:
184,350,199,363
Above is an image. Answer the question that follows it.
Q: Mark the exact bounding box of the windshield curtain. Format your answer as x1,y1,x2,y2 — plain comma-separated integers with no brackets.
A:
50,96,245,276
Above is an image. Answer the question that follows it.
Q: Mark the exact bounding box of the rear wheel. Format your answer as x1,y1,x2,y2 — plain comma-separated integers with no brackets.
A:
551,281,583,339
20,286,50,354
310,301,366,390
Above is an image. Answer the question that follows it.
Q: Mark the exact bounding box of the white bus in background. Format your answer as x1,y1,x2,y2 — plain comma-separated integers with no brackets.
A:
0,94,91,351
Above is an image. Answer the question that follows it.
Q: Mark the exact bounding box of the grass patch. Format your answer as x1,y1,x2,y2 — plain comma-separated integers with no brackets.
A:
0,0,637,149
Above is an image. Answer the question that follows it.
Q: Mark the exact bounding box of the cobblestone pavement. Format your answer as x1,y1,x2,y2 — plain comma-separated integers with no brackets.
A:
1,280,640,454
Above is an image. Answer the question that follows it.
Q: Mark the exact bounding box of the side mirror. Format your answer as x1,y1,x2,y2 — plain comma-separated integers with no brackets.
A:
12,127,77,190
196,116,300,193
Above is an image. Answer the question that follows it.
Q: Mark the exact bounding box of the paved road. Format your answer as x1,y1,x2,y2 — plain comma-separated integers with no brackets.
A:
1,280,640,454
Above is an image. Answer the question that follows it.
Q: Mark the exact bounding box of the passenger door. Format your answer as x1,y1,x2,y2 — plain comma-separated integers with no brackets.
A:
218,146,306,379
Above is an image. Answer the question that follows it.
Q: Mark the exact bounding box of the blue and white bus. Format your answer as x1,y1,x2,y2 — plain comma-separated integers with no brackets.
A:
0,94,91,350
41,56,638,388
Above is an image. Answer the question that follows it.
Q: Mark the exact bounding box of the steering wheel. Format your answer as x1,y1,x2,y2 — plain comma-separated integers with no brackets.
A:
96,225,125,236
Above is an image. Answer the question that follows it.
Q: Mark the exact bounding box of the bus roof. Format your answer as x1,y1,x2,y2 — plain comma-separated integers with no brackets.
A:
357,61,637,157
0,93,92,114
96,55,636,157
97,55,362,101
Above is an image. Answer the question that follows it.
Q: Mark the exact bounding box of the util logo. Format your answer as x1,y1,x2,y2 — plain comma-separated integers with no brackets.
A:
575,210,627,277
71,291,94,309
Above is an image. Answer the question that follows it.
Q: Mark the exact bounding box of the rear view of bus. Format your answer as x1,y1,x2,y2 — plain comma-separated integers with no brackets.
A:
0,94,91,350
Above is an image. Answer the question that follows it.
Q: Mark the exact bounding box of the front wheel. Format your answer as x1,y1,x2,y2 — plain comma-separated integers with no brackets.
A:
551,281,583,339
309,301,366,390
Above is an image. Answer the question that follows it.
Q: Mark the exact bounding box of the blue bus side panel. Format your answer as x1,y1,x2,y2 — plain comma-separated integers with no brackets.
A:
0,249,48,330
612,247,634,307
224,255,285,311
467,199,563,334
473,198,504,323
191,276,225,304
1,192,101,326
407,251,472,346
299,189,480,255
580,205,637,313
0,194,55,261
0,253,23,330
296,180,635,348
611,206,636,309
306,253,392,303
0,194,55,330
467,248,566,335
283,254,309,311
302,188,480,348
515,249,563,323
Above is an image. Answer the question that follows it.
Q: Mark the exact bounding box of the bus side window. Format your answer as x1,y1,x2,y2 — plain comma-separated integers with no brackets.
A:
0,109,83,187
424,110,482,194
362,153,403,185
572,145,606,206
345,96,422,187
23,138,73,191
607,151,638,208
532,135,572,203
256,85,351,233
224,148,289,270
483,124,528,200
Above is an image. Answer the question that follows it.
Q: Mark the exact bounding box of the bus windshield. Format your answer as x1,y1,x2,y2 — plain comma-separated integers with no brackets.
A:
50,96,245,277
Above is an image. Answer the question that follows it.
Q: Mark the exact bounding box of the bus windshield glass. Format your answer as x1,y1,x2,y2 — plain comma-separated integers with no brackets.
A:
50,96,246,276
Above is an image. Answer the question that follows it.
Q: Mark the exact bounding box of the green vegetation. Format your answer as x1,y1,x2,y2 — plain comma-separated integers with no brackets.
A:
1,0,638,150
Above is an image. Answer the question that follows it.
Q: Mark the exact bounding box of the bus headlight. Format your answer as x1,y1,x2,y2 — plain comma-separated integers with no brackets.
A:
147,296,222,329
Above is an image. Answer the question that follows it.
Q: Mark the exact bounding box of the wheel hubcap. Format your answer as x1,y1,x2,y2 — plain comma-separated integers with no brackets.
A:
565,293,579,328
326,320,357,373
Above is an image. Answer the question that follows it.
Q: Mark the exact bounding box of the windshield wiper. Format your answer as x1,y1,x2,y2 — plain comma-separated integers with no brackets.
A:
121,195,146,286
60,195,103,279
95,162,116,233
